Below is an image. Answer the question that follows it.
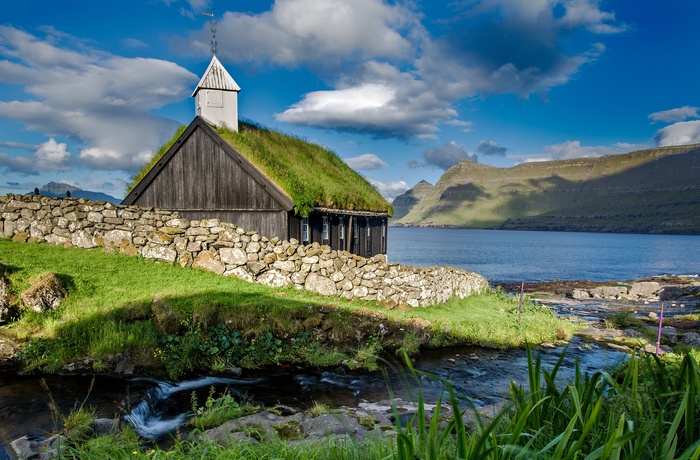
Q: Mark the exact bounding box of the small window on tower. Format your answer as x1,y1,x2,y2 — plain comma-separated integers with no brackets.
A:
206,90,223,108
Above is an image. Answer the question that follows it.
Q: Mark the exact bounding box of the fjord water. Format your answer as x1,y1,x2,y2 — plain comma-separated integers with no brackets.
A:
388,227,700,283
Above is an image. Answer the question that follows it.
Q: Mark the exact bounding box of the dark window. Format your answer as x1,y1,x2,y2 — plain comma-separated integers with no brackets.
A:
322,216,329,241
302,217,309,243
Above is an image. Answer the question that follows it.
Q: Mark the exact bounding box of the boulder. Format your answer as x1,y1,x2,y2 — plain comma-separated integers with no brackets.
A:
571,289,590,300
629,282,660,299
20,272,67,312
192,251,225,275
305,273,337,296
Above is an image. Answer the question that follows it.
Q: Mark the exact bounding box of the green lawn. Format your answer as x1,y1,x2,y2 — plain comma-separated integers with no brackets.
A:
0,239,576,376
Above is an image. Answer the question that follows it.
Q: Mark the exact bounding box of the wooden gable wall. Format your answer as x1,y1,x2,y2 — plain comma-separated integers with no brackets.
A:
124,118,295,240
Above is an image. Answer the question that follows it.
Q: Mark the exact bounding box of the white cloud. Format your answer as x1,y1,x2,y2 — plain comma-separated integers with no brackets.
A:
446,120,474,132
200,0,418,69
0,138,73,174
523,140,644,162
423,141,477,170
648,106,699,124
266,0,623,139
122,38,149,49
344,153,388,171
0,26,197,172
654,120,700,147
366,178,409,202
559,0,628,34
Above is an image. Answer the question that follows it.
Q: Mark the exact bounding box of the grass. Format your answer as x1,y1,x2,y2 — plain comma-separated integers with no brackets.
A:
220,121,391,216
0,239,576,377
189,387,259,431
125,120,391,216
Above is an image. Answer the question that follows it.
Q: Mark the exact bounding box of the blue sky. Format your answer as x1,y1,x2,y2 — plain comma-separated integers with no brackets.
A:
1,0,699,201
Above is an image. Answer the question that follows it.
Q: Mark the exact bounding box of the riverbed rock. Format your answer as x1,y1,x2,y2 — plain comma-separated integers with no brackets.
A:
0,275,12,323
680,332,700,348
11,434,67,460
628,281,661,300
20,272,67,312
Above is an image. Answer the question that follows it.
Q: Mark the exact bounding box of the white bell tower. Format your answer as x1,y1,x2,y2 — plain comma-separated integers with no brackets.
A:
192,55,241,131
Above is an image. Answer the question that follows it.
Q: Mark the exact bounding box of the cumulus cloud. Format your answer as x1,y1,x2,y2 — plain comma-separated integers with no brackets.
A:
654,120,700,147
344,153,388,171
476,140,507,156
264,0,624,139
366,178,409,202
0,138,73,175
0,26,197,172
423,141,477,170
648,106,699,124
192,0,418,70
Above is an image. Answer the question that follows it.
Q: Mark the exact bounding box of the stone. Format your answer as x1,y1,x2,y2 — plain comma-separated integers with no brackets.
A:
192,251,225,275
148,231,174,244
258,270,292,288
220,247,248,265
0,275,13,323
246,261,266,275
103,229,132,248
141,244,177,263
629,281,661,299
272,259,296,272
71,229,97,248
20,272,68,312
304,273,337,296
301,413,364,439
571,289,590,300
224,267,254,283
680,332,700,348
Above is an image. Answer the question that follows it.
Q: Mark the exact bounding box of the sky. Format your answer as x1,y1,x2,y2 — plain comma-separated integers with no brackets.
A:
1,0,699,202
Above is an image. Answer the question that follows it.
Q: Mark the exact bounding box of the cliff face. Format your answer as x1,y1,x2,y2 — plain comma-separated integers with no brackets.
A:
391,144,700,234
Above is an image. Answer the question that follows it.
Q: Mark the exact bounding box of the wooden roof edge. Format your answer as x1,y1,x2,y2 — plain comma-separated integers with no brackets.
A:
121,118,202,206
313,207,390,217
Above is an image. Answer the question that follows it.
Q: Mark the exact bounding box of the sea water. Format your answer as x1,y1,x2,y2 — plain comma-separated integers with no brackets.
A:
388,227,700,283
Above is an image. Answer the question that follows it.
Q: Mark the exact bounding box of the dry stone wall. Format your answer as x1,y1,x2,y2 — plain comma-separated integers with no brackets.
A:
0,194,488,306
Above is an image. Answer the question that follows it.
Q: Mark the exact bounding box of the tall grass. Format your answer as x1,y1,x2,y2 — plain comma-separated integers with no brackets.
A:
393,348,700,459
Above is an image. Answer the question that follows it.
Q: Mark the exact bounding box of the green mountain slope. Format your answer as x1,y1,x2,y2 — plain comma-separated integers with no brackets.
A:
392,144,700,234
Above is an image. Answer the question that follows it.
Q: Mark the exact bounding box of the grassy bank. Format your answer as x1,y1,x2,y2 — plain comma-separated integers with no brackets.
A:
0,239,576,377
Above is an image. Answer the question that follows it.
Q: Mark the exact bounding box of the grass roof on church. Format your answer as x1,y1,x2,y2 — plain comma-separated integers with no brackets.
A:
128,120,391,217
219,121,391,216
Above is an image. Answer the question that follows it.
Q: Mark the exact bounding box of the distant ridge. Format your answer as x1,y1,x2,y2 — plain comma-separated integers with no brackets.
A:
392,144,700,234
37,181,121,205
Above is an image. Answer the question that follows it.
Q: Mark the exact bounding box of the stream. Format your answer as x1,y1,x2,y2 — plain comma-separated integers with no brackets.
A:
0,329,627,459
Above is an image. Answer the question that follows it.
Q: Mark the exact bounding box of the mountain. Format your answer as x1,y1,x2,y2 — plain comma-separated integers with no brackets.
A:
391,180,434,220
391,144,700,234
37,181,121,205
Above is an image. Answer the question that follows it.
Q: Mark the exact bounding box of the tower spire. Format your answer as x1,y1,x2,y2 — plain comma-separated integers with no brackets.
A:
202,7,217,55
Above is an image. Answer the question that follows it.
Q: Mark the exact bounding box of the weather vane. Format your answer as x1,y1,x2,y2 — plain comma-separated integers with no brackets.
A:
202,7,217,55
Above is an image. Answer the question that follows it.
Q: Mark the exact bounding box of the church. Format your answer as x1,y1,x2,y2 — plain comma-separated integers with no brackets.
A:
122,56,391,257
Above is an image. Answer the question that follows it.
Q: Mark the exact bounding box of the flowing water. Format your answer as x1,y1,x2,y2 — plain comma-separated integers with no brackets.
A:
0,336,626,456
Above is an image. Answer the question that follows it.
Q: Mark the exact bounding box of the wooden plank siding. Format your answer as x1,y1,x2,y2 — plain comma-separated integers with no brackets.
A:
292,213,387,257
123,118,297,241
123,117,388,255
